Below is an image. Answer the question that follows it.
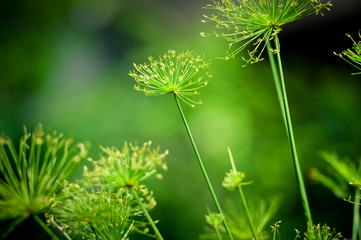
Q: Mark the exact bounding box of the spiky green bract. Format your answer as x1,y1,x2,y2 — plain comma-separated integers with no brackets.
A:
310,152,361,198
49,182,153,240
0,124,88,237
50,141,167,240
335,32,361,75
84,141,168,189
310,152,360,240
201,198,281,240
303,224,343,240
202,0,332,64
129,50,211,107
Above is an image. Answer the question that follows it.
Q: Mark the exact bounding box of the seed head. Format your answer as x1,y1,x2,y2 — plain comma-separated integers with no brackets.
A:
202,0,332,64
304,224,343,240
222,169,252,190
205,212,224,227
129,50,211,107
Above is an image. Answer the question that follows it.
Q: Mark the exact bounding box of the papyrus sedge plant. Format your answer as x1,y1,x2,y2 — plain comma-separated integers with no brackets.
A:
310,32,361,240
202,148,281,240
49,141,168,240
129,50,235,239
310,152,361,240
334,31,361,75
202,0,332,231
0,124,89,239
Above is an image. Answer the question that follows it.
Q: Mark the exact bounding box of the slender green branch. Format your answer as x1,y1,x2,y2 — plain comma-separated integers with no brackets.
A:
174,94,234,240
266,36,313,230
33,214,60,240
353,188,360,240
227,148,257,239
131,188,164,240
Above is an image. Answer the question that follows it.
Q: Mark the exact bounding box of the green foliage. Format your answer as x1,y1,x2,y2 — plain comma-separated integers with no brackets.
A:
49,141,167,239
49,182,149,240
303,224,344,240
129,50,211,107
202,198,281,240
310,152,361,198
335,32,361,75
0,124,89,237
84,141,168,189
202,0,331,63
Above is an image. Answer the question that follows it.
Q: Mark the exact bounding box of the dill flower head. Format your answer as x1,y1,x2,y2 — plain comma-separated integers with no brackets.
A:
202,0,332,64
334,32,361,75
129,50,211,107
85,141,168,189
0,124,88,223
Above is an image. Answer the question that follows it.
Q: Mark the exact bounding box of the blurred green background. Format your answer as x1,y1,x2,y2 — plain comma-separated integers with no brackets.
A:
1,0,361,239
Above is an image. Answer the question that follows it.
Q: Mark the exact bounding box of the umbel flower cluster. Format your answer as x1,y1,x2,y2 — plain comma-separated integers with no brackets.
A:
0,124,88,233
202,0,332,63
129,50,211,107
84,141,168,189
49,141,168,240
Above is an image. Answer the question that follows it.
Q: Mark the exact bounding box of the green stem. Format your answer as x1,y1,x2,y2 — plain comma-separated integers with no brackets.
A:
214,226,223,240
33,214,60,240
266,40,287,129
174,94,234,240
131,188,164,240
266,36,313,230
227,148,256,239
352,188,360,240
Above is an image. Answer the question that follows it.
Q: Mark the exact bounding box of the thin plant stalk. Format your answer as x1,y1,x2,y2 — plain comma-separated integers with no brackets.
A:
33,214,60,240
266,40,286,128
174,94,234,240
353,188,360,240
266,35,313,231
131,188,164,240
215,226,223,240
227,148,257,239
